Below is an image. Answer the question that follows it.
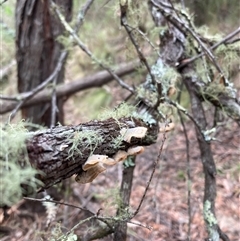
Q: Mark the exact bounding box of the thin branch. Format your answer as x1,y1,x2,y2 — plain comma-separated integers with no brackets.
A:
8,51,67,121
50,76,58,128
51,1,135,94
0,60,139,114
178,27,240,68
132,130,166,217
75,0,95,31
178,112,192,240
150,0,228,85
176,83,192,240
49,0,95,127
0,60,16,81
167,98,202,134
0,95,18,101
119,1,159,92
23,197,94,215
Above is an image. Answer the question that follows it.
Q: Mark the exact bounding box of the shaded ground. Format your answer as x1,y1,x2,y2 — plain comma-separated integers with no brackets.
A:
1,117,239,241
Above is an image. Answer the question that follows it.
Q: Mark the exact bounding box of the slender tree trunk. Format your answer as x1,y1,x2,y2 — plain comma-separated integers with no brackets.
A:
15,0,72,126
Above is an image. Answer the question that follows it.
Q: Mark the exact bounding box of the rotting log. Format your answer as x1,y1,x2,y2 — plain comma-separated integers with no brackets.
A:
26,116,159,190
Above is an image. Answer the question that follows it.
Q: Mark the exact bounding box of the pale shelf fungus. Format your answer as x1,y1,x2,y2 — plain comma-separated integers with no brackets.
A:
76,146,145,184
120,127,147,143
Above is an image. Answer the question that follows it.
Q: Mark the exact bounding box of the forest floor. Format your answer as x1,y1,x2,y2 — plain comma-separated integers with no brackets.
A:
1,116,239,241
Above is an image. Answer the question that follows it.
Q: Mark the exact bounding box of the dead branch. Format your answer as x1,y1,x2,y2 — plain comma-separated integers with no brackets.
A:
0,60,139,115
50,0,95,127
51,0,134,94
25,115,158,191
149,0,232,239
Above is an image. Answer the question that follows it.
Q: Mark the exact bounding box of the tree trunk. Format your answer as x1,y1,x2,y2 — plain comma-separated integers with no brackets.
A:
15,0,72,126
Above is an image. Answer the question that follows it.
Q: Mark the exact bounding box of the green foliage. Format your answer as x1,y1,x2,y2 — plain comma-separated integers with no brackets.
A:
0,121,42,206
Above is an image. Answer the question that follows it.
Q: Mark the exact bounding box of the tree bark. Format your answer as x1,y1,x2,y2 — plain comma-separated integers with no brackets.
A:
15,0,72,126
26,116,158,190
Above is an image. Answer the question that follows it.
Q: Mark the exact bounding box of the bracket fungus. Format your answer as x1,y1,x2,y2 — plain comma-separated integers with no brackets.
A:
127,146,144,156
120,127,147,143
113,150,128,162
76,146,145,184
75,155,117,184
75,163,106,184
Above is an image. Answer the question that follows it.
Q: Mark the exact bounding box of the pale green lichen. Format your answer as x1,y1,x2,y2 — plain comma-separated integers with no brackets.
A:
203,200,219,240
0,121,42,206
110,134,124,149
139,59,180,102
99,102,137,121
68,129,103,158
204,200,218,227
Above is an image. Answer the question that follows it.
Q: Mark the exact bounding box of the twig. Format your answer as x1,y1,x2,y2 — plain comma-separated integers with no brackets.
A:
176,83,192,240
178,27,240,68
23,197,94,215
50,76,58,128
167,98,202,133
51,1,134,94
49,0,95,127
0,95,18,101
8,51,67,122
75,0,95,31
132,131,166,217
119,1,159,92
178,111,192,240
150,0,227,85
0,60,16,81
0,60,139,114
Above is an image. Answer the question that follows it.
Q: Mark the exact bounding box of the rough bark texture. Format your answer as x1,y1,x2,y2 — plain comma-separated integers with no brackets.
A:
114,158,135,241
15,0,72,126
26,116,158,190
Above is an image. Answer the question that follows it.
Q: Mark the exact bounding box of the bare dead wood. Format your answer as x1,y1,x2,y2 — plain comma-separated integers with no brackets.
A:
0,60,139,115
26,116,158,191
